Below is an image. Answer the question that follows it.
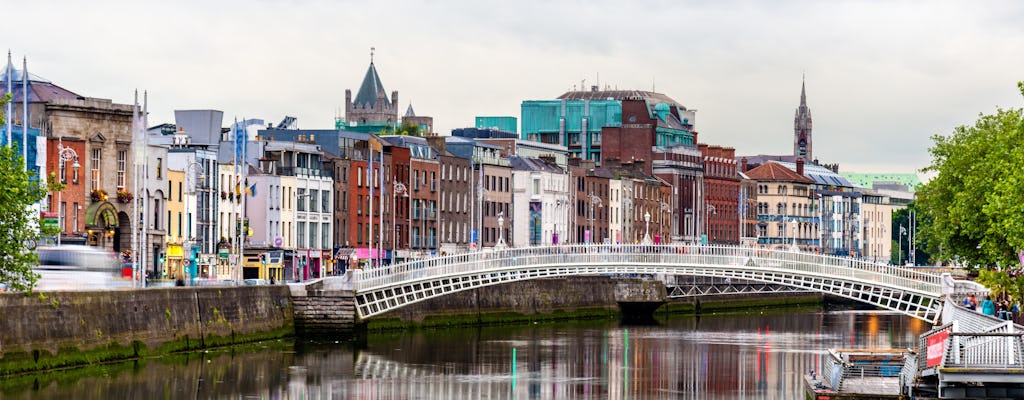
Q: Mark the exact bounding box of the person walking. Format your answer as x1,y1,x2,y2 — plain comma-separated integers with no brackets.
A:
980,295,996,316
967,293,978,311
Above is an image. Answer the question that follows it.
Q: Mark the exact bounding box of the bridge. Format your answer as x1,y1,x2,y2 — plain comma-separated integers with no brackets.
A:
347,244,981,322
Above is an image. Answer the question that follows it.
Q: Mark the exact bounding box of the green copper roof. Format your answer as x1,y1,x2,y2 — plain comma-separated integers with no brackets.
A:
354,62,388,107
842,173,922,192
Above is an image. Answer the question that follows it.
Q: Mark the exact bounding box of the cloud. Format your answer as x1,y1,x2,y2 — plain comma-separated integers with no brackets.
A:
4,0,1024,174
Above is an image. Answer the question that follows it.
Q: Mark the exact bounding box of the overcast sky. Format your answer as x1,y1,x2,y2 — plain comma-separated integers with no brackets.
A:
6,0,1024,174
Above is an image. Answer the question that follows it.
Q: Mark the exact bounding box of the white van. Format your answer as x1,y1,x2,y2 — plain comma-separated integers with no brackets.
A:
34,245,131,291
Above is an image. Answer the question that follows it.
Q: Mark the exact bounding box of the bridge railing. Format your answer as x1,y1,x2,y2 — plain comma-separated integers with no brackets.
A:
353,244,942,293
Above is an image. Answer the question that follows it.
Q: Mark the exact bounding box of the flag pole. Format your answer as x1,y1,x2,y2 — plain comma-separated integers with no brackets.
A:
6,51,12,147
141,91,149,286
22,56,28,168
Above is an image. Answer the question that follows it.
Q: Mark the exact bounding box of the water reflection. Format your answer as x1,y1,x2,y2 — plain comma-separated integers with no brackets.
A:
0,310,927,399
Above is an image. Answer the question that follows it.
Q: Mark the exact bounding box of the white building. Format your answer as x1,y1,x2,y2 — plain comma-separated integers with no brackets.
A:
510,156,570,246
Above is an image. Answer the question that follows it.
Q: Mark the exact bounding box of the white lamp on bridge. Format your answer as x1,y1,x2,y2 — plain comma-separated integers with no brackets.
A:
642,211,652,244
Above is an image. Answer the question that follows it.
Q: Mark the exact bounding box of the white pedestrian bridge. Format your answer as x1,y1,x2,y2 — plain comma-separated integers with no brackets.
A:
349,244,983,321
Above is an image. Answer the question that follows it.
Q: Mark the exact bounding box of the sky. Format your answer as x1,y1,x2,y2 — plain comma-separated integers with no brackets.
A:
6,0,1024,174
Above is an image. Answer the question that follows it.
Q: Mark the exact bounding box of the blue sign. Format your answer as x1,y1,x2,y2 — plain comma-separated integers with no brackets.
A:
470,229,477,244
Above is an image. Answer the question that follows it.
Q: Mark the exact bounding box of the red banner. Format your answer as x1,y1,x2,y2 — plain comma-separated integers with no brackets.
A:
926,329,950,367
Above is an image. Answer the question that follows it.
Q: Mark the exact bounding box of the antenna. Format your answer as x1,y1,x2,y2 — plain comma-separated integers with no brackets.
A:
370,46,375,63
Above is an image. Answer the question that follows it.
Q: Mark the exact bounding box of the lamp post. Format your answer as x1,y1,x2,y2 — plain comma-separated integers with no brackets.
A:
55,139,80,246
587,192,602,244
392,181,408,263
184,161,205,283
643,211,652,244
496,211,506,248
705,204,717,244
898,225,907,266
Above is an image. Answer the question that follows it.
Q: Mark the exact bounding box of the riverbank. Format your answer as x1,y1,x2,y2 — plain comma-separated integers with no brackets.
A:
0,286,293,376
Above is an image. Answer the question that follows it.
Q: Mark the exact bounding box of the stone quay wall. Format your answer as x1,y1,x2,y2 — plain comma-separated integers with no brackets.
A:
0,286,293,366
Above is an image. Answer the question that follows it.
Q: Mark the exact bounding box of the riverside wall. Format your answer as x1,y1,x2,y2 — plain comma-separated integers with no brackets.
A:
0,286,293,375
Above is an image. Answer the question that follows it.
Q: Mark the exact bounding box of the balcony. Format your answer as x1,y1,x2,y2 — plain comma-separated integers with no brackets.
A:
278,167,334,179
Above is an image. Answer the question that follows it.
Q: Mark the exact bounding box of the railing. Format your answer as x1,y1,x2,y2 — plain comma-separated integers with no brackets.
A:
900,353,918,393
944,332,1024,368
352,244,945,294
918,321,955,371
822,350,845,391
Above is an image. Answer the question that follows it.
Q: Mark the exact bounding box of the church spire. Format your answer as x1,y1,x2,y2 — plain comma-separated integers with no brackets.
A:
794,75,813,161
800,73,807,107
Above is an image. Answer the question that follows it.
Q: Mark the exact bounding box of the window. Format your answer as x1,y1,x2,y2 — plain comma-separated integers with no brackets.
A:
90,148,101,188
72,202,79,232
309,223,316,249
153,200,160,229
309,190,318,212
357,167,363,186
321,191,329,214
117,150,127,188
156,158,162,179
178,182,182,202
297,189,306,211
297,222,306,248
59,158,67,183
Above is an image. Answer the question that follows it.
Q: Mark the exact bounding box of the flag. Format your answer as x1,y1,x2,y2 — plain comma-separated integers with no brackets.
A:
246,183,256,197
235,181,241,195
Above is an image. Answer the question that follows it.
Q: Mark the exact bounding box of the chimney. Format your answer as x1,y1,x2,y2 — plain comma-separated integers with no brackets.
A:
426,136,446,153
741,157,748,172
796,157,805,176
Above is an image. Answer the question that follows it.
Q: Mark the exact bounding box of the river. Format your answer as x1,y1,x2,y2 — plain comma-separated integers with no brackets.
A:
0,308,929,399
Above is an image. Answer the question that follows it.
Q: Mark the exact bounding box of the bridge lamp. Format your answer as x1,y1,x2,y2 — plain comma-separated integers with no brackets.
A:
643,211,652,244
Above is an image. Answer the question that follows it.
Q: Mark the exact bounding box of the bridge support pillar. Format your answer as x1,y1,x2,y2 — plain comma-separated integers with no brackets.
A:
289,276,357,337
615,280,667,322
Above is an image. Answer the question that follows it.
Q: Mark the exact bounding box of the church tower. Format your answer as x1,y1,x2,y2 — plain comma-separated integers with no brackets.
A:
344,48,399,126
793,76,813,161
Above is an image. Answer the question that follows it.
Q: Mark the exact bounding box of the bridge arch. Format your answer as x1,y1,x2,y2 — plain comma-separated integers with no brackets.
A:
351,245,964,322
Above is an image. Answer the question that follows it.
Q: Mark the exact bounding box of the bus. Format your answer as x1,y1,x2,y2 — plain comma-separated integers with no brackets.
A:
34,245,131,291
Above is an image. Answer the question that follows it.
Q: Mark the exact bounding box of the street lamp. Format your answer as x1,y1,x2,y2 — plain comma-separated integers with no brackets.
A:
392,181,408,262
55,139,80,246
643,210,652,244
898,225,907,266
587,192,602,244
705,204,717,244
496,211,506,248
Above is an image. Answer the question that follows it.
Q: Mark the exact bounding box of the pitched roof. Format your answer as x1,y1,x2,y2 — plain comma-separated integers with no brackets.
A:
354,62,388,107
0,66,81,102
744,161,813,183
404,103,415,117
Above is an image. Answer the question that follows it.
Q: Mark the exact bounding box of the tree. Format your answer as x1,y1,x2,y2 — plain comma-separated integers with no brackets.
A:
380,121,425,137
889,202,933,265
0,95,55,291
916,82,1024,270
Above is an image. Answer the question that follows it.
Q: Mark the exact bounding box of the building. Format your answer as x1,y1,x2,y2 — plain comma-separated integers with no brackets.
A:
700,144,740,244
521,89,704,243
794,77,813,161
861,191,896,264
1,63,140,253
426,137,472,252
510,156,570,246
475,116,517,134
343,54,399,132
477,138,569,169
569,159,611,244
744,159,818,251
166,128,219,279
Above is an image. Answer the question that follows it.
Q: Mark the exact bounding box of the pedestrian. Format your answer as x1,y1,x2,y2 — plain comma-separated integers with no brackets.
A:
967,293,978,311
980,295,996,316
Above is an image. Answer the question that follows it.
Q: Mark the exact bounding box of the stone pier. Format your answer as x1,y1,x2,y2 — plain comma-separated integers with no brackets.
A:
289,277,357,336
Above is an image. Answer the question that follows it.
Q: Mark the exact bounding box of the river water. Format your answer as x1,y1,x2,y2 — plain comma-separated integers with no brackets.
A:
1,308,928,399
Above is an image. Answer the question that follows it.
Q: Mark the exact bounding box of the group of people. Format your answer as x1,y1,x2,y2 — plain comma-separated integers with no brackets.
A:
963,293,1019,321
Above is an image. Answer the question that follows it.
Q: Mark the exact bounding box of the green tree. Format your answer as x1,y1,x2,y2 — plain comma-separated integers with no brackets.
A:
380,121,425,137
889,203,933,265
916,82,1024,270
0,95,55,291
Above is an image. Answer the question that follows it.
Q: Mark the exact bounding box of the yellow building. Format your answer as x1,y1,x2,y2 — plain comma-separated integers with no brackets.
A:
165,169,185,279
746,161,819,252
